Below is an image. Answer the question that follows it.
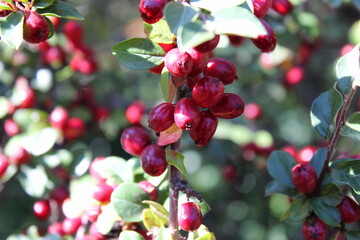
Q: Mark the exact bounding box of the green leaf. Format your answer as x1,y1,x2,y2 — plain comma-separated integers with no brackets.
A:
280,198,310,222
94,156,134,184
6,234,30,240
166,150,187,177
19,165,48,198
23,127,61,156
331,158,360,194
309,197,341,227
190,0,246,12
267,151,296,188
4,134,25,157
142,208,165,230
0,97,10,119
310,148,327,177
188,225,216,240
33,0,54,9
96,204,119,235
164,2,199,34
13,109,48,129
0,3,13,11
265,181,299,197
310,86,343,139
177,20,215,52
37,1,84,20
119,231,145,240
319,183,342,206
111,182,150,222
142,200,169,223
0,11,24,49
155,228,172,240
160,66,175,102
112,38,165,70
44,16,54,40
353,0,360,10
347,231,360,240
341,112,360,142
211,6,266,38
336,44,360,94
144,19,175,44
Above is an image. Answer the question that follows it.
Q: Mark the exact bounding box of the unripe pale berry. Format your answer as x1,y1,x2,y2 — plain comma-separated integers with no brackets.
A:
251,19,277,53
252,0,273,18
194,35,220,53
272,0,293,16
164,48,194,77
302,216,327,240
187,48,207,77
178,202,203,231
204,57,237,85
192,76,224,108
0,155,9,178
138,180,159,201
337,196,360,223
148,102,175,132
209,93,245,119
174,97,201,130
23,10,50,44
33,199,51,220
141,144,168,176
190,111,218,147
292,163,317,193
120,127,152,156
139,0,169,24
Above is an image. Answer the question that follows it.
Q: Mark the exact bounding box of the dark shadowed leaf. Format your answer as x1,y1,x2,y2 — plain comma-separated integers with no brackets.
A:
310,197,341,227
37,1,83,20
310,148,327,177
267,151,296,188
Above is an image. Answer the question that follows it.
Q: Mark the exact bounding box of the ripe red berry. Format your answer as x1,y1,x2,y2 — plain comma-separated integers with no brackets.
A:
282,145,297,159
23,10,50,44
192,76,224,108
0,9,12,17
4,118,21,136
302,216,327,240
0,155,9,178
164,48,194,77
194,35,220,53
222,165,237,182
48,222,64,236
337,196,360,223
63,117,86,140
89,222,106,240
62,217,82,235
138,180,159,201
33,199,51,220
285,66,304,86
187,48,207,77
252,0,273,18
89,156,106,183
251,19,277,53
63,21,84,49
120,127,152,156
296,146,317,164
272,0,293,16
204,57,237,85
174,97,201,130
41,45,66,66
243,102,262,120
9,147,31,166
49,106,69,130
86,205,102,223
148,102,175,132
190,111,218,147
139,0,169,24
209,93,245,119
16,87,36,109
187,75,201,90
149,62,165,74
92,183,114,203
50,185,69,206
141,144,168,176
292,163,317,193
178,202,203,231
158,42,176,53
125,100,145,125
228,35,245,47
69,56,98,74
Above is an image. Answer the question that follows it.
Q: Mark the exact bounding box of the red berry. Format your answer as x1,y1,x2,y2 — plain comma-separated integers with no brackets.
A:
149,62,165,74
292,163,317,193
0,10,12,17
148,102,175,132
138,180,159,201
192,76,224,108
0,155,9,178
86,205,102,223
296,146,317,164
41,45,66,66
50,185,69,205
174,97,201,130
63,118,86,140
272,0,293,16
4,118,21,136
187,48,207,77
50,106,69,130
89,222,106,240
340,44,354,57
158,42,176,53
141,144,168,176
189,111,218,147
93,105,110,122
23,10,50,44
187,75,201,91
63,21,84,48
164,48,194,77
285,66,304,86
139,0,169,24
9,147,31,166
252,0,273,18
228,35,245,47
194,35,220,53
204,57,237,85
62,217,82,235
125,100,145,125
302,216,327,240
33,199,51,220
178,202,203,231
89,156,106,183
70,56,98,74
48,222,64,236
222,165,237,182
209,93,245,119
251,19,277,53
48,16,61,29
243,102,262,120
120,127,152,156
92,183,114,203
17,88,36,109
337,196,360,223
282,145,297,159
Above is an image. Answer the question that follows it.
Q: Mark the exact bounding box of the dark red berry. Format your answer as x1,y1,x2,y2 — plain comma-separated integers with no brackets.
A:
228,35,245,47
33,199,51,220
192,77,224,108
63,117,86,140
164,48,194,77
187,75,201,90
23,10,50,44
174,97,201,130
49,106,69,130
0,155,9,178
9,147,31,166
251,19,277,53
148,102,175,132
178,202,203,231
92,105,110,122
86,205,102,223
120,127,152,156
125,100,145,125
292,163,317,193
209,93,245,119
4,118,21,136
141,144,168,176
139,0,169,24
62,217,82,235
50,185,69,206
243,102,262,120
138,180,159,201
204,57,237,85
337,196,360,223
190,111,218,147
222,165,237,182
89,156,106,183
252,0,273,18
0,10,12,17
272,0,293,15
296,146,317,164
92,183,114,203
302,216,327,240
194,35,220,53
187,48,207,77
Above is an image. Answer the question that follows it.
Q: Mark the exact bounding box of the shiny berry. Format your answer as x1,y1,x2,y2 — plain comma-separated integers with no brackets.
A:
141,144,168,176
337,196,360,223
63,21,84,48
9,147,31,166
192,77,224,108
138,180,159,201
209,93,245,119
164,48,193,77
194,35,220,53
49,106,69,130
0,155,9,178
292,163,317,193
4,118,21,136
125,100,145,125
92,183,114,203
174,97,201,130
190,111,218,147
120,127,152,156
89,156,106,183
62,217,82,235
187,48,207,77
63,117,86,140
228,35,245,47
302,216,327,240
42,45,66,66
272,0,293,15
50,185,69,205
251,19,277,53
204,57,237,85
48,222,64,236
23,10,50,44
252,0,273,18
296,146,317,164
139,0,169,24
243,102,262,120
33,199,51,220
178,202,203,231
148,102,175,132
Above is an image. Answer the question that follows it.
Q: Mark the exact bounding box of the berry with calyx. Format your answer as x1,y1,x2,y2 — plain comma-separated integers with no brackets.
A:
192,76,224,108
9,147,31,166
302,216,327,240
0,155,9,178
50,185,69,206
63,118,86,140
337,196,360,223
62,217,82,235
228,35,245,47
138,180,159,201
190,111,218,147
204,57,237,85
148,102,175,132
164,48,193,77
178,202,203,231
125,100,145,125
4,118,21,136
174,97,201,130
243,102,262,120
92,183,114,203
272,0,293,16
292,163,317,193
296,146,317,164
50,106,69,130
33,199,51,220
23,10,50,44
120,127,152,156
141,144,168,176
252,0,273,18
209,93,245,119
194,35,220,53
139,0,169,24
187,48,207,77
251,19,277,53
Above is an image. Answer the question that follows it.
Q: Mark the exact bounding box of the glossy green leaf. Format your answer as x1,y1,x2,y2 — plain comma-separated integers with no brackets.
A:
166,150,187,177
310,197,341,227
13,109,48,129
331,158,360,194
164,2,199,34
188,225,216,240
211,6,266,38
119,231,145,240
160,66,176,102
265,181,298,197
0,97,10,119
112,38,165,70
70,143,92,177
19,165,48,198
142,208,165,230
267,151,296,188
144,19,174,44
94,156,134,184
310,86,343,139
319,183,342,206
96,204,119,235
23,127,60,156
37,1,83,20
341,112,360,142
310,148,327,177
111,183,150,222
0,11,24,49
155,228,172,240
0,3,13,11
280,199,310,222
33,0,54,9
143,200,169,223
6,234,30,240
4,134,25,157
190,0,246,12
336,44,360,94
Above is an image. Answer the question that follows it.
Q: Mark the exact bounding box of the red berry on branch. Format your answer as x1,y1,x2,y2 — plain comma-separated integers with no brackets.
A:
296,146,317,164
41,45,66,66
164,48,194,77
141,144,168,176
187,75,202,90
228,35,245,47
302,216,327,240
337,196,360,223
272,0,293,16
190,111,218,147
292,163,317,193
86,205,102,223
125,100,145,125
178,202,203,231
50,106,69,130
120,127,152,156
251,19,277,53
209,93,245,119
194,35,220,53
50,185,69,206
92,183,114,203
139,0,169,24
63,118,86,140
192,76,224,108
148,102,175,132
285,66,304,86
138,180,159,201
62,217,82,235
174,97,201,130
9,147,31,166
0,155,9,178
63,20,84,49
48,222,64,236
4,118,21,136
204,57,237,85
0,9,12,17
23,10,50,44
33,199,51,220
252,0,273,18
187,48,207,77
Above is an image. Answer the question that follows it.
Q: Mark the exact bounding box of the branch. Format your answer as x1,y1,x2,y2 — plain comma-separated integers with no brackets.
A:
169,141,181,240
